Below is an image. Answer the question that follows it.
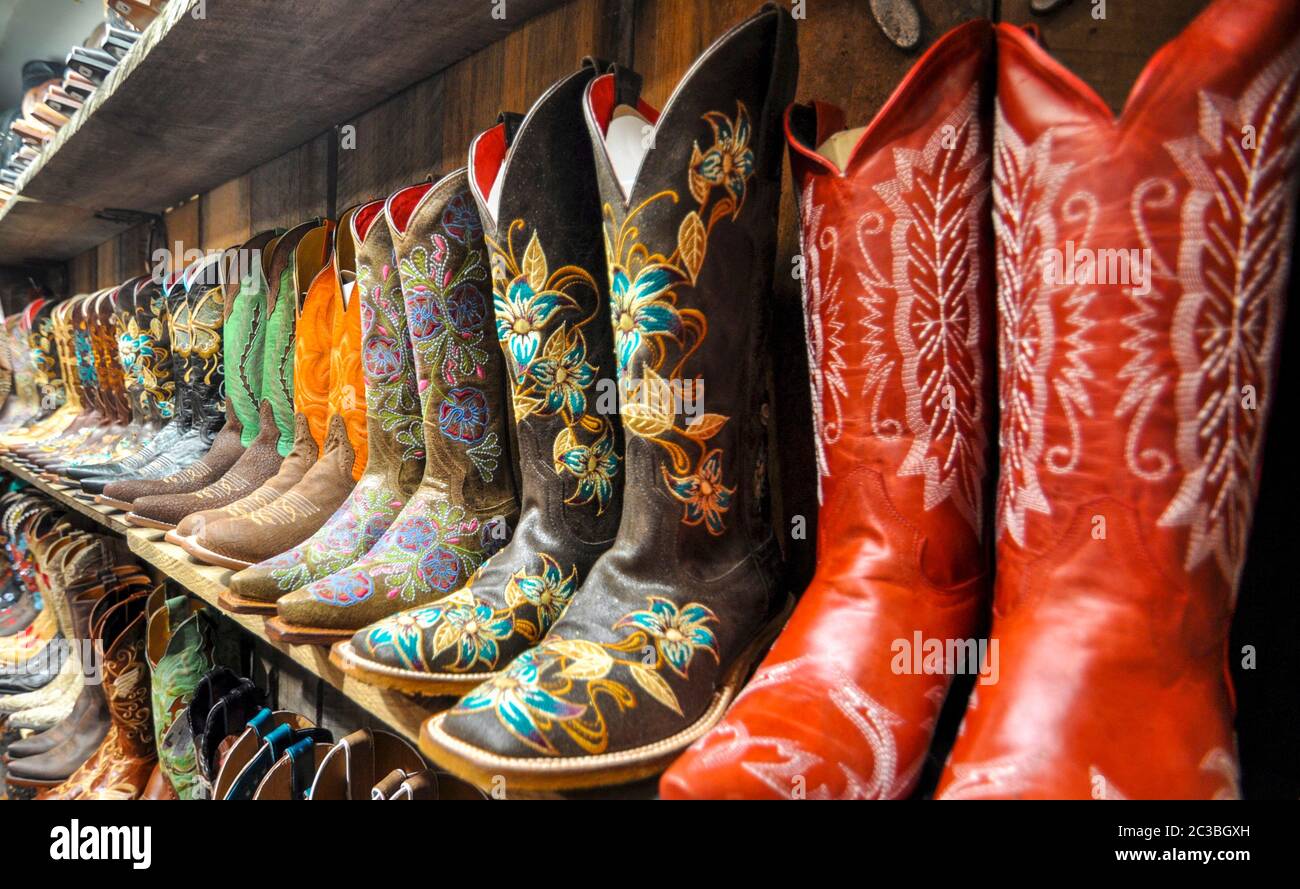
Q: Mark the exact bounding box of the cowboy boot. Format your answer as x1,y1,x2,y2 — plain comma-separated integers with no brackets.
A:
38,586,157,800
0,302,71,449
78,267,214,494
167,220,335,553
267,175,517,645
0,314,40,432
224,203,421,616
65,276,178,480
9,569,150,789
145,586,214,799
334,63,623,693
126,222,329,530
419,4,797,791
14,298,95,464
661,20,995,800
0,302,49,438
936,0,1299,799
38,287,140,470
208,209,368,584
96,249,249,511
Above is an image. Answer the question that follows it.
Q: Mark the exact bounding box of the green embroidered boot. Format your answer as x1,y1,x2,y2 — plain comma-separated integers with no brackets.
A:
333,63,624,694
145,586,214,799
267,176,518,644
419,4,797,791
232,202,424,625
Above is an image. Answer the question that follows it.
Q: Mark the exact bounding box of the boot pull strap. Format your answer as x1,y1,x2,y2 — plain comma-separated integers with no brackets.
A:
496,111,526,148
581,56,610,77
287,737,321,800
608,62,643,109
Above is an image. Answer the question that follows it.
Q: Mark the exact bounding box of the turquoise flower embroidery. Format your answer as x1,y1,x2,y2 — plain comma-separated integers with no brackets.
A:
432,599,515,670
495,277,567,370
609,264,680,376
689,104,754,213
555,430,619,511
615,596,720,678
529,325,596,415
663,448,734,536
504,554,577,637
455,648,586,754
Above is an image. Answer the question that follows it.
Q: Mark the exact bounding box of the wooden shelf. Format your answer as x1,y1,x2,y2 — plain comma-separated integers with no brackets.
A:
0,0,567,265
0,453,447,746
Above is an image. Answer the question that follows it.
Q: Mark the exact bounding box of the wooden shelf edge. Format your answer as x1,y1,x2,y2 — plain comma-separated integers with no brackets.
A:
0,453,444,746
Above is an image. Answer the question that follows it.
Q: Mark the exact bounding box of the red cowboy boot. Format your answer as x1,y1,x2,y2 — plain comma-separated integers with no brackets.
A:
661,20,995,800
936,0,1300,799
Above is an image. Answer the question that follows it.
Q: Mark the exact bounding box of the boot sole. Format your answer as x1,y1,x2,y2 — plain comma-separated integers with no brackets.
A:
173,534,255,572
264,617,352,646
329,639,491,697
216,590,278,615
94,495,134,510
417,594,796,792
124,513,176,531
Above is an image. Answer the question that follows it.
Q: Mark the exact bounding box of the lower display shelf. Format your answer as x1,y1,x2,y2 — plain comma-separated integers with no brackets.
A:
0,455,447,747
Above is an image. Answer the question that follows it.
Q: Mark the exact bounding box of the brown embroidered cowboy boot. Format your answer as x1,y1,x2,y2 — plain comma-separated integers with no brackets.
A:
169,221,336,558
225,202,422,618
420,4,797,791
200,212,368,579
267,175,517,645
334,63,624,694
1,301,72,450
127,221,330,531
17,296,98,464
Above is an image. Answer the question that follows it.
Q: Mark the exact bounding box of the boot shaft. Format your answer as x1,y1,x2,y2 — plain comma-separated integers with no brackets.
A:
991,3,1300,630
386,172,515,512
328,207,368,479
121,277,177,426
351,201,424,494
582,4,796,563
470,61,623,542
786,21,995,582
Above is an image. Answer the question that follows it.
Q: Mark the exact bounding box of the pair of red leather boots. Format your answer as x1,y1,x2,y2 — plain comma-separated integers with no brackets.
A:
664,0,1298,799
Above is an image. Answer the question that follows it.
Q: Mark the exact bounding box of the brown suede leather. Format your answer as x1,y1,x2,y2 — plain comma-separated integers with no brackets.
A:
173,411,316,540
201,413,356,571
127,399,286,529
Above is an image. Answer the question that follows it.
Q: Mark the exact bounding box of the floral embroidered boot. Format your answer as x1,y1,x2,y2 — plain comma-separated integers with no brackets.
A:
202,211,368,580
333,63,624,694
938,0,1299,799
97,253,244,508
267,174,517,645
64,277,177,480
661,20,996,800
72,265,219,492
226,203,423,622
145,586,214,799
132,220,332,533
173,221,337,563
419,3,797,791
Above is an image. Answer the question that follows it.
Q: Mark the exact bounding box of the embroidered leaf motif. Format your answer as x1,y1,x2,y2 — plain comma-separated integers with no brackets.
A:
628,663,682,715
683,412,728,441
550,639,613,680
523,230,548,292
1159,36,1300,583
620,366,675,438
688,143,711,205
991,101,1073,546
678,210,707,284
552,426,578,473
878,85,990,533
